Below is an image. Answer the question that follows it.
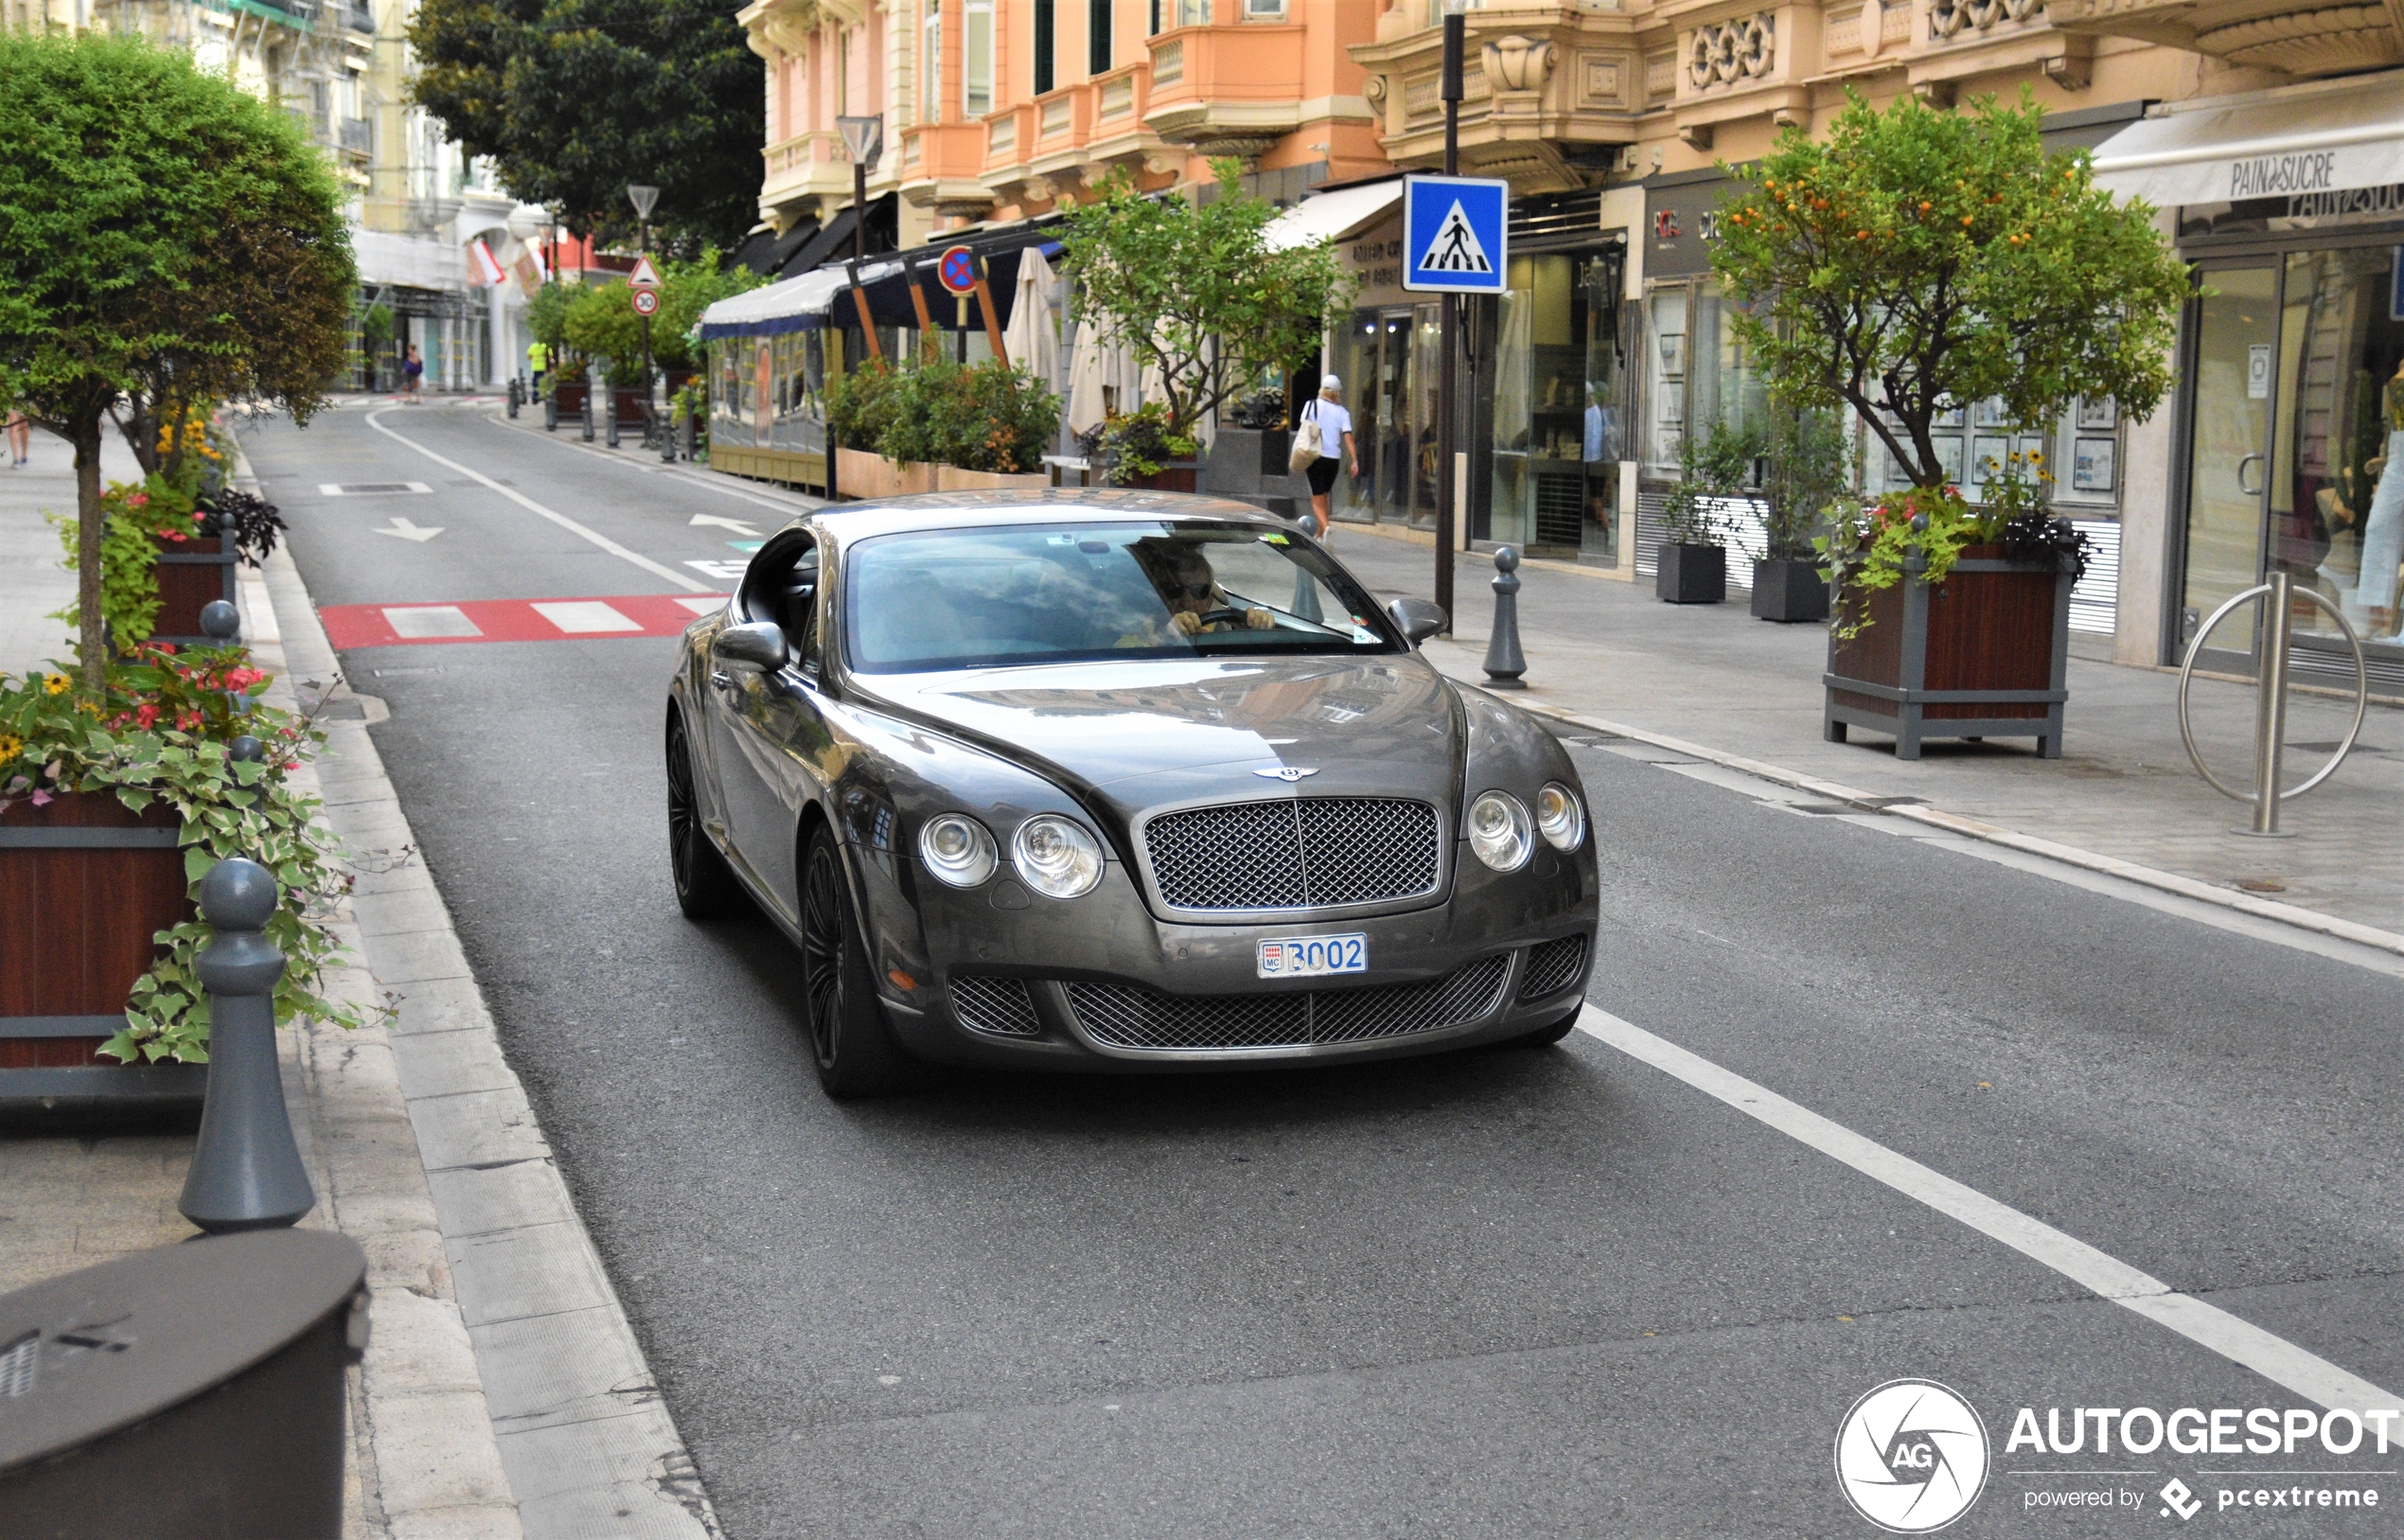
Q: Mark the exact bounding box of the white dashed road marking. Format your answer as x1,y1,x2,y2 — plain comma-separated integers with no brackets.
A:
532,600,641,634
380,606,482,640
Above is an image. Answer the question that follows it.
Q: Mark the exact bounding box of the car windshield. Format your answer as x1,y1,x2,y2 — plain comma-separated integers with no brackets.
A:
843,522,1404,673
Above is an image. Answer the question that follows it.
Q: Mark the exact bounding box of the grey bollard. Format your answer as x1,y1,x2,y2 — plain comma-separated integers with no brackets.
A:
507,377,521,417
581,387,594,442
544,388,558,432
605,387,620,449
179,858,315,1234
228,735,265,764
1482,545,1528,689
201,599,240,643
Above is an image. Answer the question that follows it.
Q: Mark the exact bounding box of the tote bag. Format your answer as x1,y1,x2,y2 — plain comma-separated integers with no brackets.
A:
1287,400,1322,473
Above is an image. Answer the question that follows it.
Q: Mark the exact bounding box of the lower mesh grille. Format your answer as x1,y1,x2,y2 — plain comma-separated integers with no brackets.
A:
950,975,1041,1037
1066,953,1511,1052
1517,935,1588,1000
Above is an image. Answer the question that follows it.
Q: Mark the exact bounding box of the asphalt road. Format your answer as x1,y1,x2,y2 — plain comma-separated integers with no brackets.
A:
250,402,2404,1539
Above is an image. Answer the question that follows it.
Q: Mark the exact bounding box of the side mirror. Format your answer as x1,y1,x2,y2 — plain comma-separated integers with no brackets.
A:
1387,597,1447,646
713,620,788,671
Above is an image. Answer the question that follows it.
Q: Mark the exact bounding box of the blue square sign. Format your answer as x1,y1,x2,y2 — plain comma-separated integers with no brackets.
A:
1403,175,1509,293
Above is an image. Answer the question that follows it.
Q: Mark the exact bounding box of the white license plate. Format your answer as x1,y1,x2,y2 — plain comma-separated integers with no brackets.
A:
1257,933,1367,979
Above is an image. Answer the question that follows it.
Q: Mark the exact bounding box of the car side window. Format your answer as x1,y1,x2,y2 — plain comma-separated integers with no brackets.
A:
745,540,821,672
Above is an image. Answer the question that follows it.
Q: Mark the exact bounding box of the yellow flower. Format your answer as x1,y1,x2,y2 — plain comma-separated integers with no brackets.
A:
44,673,69,695
0,734,21,763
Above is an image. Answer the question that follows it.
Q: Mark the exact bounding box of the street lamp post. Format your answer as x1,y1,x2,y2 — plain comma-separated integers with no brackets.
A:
627,184,660,445
1436,1,1466,630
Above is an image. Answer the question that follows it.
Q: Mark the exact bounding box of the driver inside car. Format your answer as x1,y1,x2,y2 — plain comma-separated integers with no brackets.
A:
1129,539,1275,638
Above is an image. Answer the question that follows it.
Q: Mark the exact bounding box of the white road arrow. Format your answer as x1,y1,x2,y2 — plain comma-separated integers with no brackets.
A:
689,514,760,537
373,516,445,542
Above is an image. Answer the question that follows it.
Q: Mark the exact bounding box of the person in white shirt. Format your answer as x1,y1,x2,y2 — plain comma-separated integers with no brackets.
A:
1300,375,1357,540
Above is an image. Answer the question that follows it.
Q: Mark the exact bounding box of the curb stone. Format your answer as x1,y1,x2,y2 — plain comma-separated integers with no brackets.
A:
237,441,722,1539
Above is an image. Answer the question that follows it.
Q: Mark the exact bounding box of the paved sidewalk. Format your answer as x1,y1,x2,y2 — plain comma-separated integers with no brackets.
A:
1327,524,2404,939
0,424,144,680
1,434,715,1536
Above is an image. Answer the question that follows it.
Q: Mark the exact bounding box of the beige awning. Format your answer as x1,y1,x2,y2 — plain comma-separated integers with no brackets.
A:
2090,73,2404,209
1262,179,1404,253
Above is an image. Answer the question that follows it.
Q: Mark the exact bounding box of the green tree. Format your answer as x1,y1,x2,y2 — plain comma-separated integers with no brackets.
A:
1709,90,2188,489
559,248,760,381
408,0,764,248
1055,163,1353,440
0,32,355,690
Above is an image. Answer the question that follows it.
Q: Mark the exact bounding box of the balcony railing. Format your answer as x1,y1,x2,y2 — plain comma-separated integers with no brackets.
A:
339,116,372,155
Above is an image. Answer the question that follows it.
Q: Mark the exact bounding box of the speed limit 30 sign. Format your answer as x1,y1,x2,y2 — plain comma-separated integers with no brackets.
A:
630,287,661,317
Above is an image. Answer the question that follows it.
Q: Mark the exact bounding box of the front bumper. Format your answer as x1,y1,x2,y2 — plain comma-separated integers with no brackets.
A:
851,839,1596,1071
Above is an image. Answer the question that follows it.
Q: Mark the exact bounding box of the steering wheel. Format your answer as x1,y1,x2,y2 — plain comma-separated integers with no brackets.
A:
1193,607,1252,630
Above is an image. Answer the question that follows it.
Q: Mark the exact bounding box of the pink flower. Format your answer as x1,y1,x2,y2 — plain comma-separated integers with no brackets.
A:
30,788,52,807
133,703,159,729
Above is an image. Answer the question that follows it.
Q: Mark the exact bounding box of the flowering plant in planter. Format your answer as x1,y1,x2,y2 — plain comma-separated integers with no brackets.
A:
1817,453,2092,639
1081,402,1197,487
0,648,373,1063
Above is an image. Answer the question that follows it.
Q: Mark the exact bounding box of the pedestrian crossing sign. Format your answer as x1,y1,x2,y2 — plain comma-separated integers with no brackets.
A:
1403,175,1509,293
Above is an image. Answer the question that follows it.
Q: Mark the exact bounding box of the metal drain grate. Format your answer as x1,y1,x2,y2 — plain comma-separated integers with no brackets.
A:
1066,953,1511,1051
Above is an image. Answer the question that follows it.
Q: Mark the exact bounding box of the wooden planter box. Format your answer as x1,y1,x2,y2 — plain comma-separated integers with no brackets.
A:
935,466,1050,493
1126,461,1200,493
0,792,205,1112
835,449,937,501
550,381,590,425
1824,546,2076,761
150,533,238,647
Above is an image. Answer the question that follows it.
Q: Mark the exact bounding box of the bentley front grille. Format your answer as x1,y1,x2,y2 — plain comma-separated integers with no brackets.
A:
950,975,1042,1037
1066,953,1510,1052
1516,935,1588,1001
1141,797,1441,912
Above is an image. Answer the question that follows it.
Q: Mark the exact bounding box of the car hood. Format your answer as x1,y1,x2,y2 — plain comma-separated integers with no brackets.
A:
854,654,1462,810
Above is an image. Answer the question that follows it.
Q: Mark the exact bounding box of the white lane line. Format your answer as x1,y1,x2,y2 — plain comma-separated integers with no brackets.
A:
480,410,822,519
365,409,712,593
1576,1003,2402,1418
674,595,727,615
530,600,641,634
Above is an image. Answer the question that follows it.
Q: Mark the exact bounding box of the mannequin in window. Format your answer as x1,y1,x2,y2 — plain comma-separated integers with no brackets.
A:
2351,357,2404,637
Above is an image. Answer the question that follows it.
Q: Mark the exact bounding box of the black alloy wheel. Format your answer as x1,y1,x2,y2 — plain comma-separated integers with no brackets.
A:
799,824,917,1097
666,713,740,920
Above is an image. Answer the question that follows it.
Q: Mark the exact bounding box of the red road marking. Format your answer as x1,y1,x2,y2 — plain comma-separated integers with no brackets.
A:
319,593,728,649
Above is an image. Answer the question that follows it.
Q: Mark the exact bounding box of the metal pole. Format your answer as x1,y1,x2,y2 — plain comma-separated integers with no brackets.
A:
2247,570,2293,836
1436,10,1463,634
1483,545,1527,687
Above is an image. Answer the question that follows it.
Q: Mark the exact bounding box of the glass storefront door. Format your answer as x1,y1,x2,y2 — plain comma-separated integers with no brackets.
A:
2181,265,2278,663
2180,249,2404,666
1333,311,1417,525
2273,246,2404,647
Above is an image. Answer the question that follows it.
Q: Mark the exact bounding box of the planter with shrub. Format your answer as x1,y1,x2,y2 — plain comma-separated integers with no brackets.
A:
0,648,373,1114
1819,480,2087,760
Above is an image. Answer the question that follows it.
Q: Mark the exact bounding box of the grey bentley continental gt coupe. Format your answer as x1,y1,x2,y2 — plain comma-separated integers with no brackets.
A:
664,489,1598,1096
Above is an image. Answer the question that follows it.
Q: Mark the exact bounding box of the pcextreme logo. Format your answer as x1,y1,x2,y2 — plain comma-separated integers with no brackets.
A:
1836,1380,1992,1533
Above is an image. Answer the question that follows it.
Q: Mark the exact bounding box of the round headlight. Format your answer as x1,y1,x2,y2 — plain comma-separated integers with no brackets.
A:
1536,782,1584,851
1012,814,1105,898
1466,790,1533,873
918,813,998,888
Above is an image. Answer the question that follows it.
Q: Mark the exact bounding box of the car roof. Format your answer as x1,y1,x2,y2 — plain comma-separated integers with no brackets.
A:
784,488,1295,547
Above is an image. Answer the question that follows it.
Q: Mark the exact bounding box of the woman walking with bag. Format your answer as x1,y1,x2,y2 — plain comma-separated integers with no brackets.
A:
1289,376,1357,540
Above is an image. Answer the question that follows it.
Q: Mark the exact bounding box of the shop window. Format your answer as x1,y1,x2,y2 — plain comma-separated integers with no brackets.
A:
2276,245,2404,643
1493,247,1624,558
